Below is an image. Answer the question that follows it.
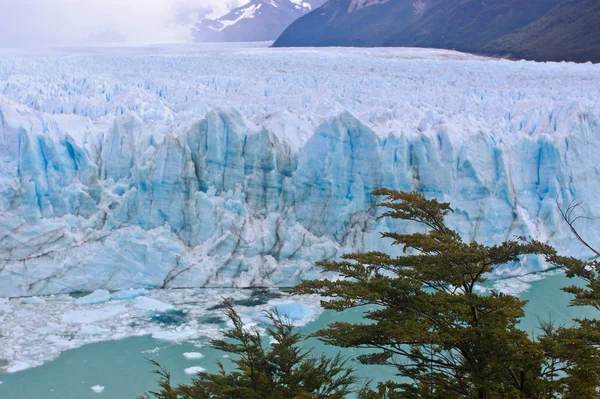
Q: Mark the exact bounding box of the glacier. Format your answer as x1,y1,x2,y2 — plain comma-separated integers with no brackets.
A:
0,44,599,297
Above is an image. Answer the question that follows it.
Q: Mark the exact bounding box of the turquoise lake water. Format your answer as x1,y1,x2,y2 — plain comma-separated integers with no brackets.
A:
1,272,598,399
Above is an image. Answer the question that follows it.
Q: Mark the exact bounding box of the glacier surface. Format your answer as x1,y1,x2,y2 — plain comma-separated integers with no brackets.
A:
0,43,599,297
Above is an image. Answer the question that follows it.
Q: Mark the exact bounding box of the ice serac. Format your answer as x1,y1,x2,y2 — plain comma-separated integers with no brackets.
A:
1,104,599,297
0,46,599,297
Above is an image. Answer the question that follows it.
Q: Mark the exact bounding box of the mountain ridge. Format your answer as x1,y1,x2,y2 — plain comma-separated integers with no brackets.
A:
274,0,600,63
193,0,326,42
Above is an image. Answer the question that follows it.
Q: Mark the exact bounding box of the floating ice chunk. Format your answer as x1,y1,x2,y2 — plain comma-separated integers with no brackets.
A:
183,352,204,359
134,297,173,311
6,361,32,373
111,288,146,301
152,330,197,342
184,366,206,375
35,322,61,334
80,325,110,335
272,303,314,322
91,385,105,393
492,274,547,296
21,296,46,305
14,310,34,318
75,290,112,306
152,309,187,325
61,306,128,324
0,381,3,384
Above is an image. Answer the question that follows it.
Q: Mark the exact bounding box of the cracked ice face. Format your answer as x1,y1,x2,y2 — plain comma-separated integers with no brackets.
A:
0,43,599,297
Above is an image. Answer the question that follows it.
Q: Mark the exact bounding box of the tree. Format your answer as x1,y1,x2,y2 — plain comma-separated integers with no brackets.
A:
533,197,600,398
294,189,600,398
552,196,600,311
141,303,358,399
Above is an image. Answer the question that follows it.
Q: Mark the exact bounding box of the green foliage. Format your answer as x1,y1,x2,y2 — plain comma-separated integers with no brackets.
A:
544,208,600,398
294,189,600,398
548,254,600,311
143,189,600,399
141,303,358,399
538,319,600,399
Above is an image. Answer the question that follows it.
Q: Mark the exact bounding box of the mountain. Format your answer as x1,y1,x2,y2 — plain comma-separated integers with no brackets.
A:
487,0,600,62
274,0,599,63
192,0,327,42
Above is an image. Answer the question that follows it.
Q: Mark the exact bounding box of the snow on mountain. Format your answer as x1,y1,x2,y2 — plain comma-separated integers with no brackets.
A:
348,0,390,13
0,44,599,298
193,0,326,42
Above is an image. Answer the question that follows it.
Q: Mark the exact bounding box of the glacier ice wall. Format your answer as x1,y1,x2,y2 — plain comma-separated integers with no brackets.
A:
0,44,599,296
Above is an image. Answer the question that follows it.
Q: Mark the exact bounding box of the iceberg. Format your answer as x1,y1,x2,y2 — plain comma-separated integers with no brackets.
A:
111,288,146,300
80,325,110,335
20,296,46,305
183,352,204,359
0,44,599,297
74,289,111,305
184,366,206,375
91,385,105,393
61,305,129,324
133,296,173,311
272,303,314,322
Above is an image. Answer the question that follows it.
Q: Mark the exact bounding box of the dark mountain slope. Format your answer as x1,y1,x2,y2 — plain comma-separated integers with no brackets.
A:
274,0,417,47
487,0,600,62
405,0,562,52
274,0,599,63
275,0,562,48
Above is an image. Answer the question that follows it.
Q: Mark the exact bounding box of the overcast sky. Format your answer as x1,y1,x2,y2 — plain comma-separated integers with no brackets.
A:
0,0,245,46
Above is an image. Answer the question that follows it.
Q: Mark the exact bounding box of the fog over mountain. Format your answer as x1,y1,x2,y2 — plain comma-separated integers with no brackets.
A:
0,0,245,46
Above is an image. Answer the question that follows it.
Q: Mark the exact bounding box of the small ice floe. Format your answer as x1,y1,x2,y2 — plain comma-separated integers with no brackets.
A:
111,288,145,301
151,310,187,325
91,385,105,393
272,303,314,322
7,361,32,373
75,290,111,306
142,347,162,354
134,297,173,311
61,306,128,324
492,273,547,296
183,352,204,359
152,330,196,342
14,310,35,318
21,296,46,305
80,325,110,336
184,366,205,375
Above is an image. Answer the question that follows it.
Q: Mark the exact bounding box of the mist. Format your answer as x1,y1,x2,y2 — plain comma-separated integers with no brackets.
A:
0,0,245,47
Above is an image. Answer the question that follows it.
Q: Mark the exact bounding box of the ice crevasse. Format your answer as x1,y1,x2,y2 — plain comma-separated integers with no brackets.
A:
0,48,599,297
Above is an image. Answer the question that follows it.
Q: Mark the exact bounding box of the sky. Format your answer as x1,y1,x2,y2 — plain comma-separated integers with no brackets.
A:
0,0,245,47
